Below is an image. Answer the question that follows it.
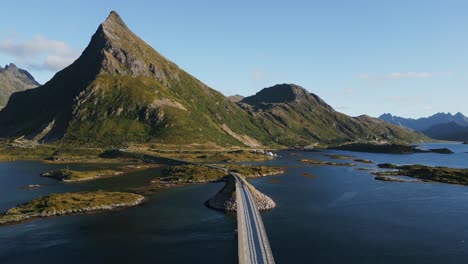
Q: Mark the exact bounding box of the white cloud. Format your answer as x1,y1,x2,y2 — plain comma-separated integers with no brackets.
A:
390,72,432,79
358,73,370,80
0,35,79,71
358,72,434,80
344,88,354,94
251,69,266,81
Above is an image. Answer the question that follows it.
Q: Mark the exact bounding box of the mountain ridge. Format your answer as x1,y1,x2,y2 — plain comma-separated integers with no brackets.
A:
0,63,39,109
238,84,426,145
423,122,468,141
0,11,268,146
379,112,468,131
0,11,426,147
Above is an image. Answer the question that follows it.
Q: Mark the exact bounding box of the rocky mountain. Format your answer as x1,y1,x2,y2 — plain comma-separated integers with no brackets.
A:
423,122,468,141
0,64,39,109
379,112,468,131
0,11,425,147
0,11,266,146
238,84,426,145
227,94,244,103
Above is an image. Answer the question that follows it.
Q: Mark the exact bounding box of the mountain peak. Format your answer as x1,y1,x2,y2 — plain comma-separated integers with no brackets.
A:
4,63,17,70
241,84,307,105
0,63,39,108
240,83,334,112
102,11,128,31
379,113,393,118
108,10,121,20
77,11,180,84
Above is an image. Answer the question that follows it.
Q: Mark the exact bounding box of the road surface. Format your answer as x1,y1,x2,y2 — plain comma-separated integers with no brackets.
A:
233,172,275,264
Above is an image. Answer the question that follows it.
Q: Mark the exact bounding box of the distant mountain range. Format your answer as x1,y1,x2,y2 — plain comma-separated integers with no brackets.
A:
0,64,39,109
379,112,468,141
0,11,426,147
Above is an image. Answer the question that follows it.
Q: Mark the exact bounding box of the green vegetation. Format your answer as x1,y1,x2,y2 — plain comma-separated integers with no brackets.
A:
325,154,355,160
374,164,468,185
0,63,39,109
41,169,122,182
160,165,228,183
324,154,373,164
0,142,152,164
0,144,56,161
331,143,453,154
429,148,454,154
374,175,408,182
239,84,427,146
146,149,273,162
353,159,374,164
0,12,425,148
299,158,356,167
0,191,144,225
331,143,421,153
216,164,284,178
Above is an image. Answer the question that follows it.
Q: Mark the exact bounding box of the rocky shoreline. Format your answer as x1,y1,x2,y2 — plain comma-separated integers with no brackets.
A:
207,174,276,211
0,192,145,225
373,163,468,185
41,169,123,183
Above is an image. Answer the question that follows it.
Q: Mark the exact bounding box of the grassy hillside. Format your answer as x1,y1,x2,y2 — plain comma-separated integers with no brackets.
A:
0,12,425,148
0,11,271,148
239,84,427,146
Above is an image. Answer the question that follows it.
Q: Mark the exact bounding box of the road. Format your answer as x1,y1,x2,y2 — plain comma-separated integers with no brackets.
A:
124,150,275,263
233,172,275,264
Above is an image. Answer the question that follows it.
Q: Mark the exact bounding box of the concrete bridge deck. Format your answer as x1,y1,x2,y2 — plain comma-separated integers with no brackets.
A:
232,172,275,264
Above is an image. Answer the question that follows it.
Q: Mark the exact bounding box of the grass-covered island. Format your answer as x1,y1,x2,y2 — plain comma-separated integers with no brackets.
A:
135,164,284,193
300,158,356,167
330,143,453,154
374,163,468,185
324,154,373,164
0,191,144,225
41,169,123,182
143,149,275,163
215,164,284,178
158,164,284,184
160,165,228,183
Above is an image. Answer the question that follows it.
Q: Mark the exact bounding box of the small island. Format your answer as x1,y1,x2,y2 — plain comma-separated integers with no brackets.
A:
216,164,284,178
134,164,284,194
41,169,123,182
0,191,144,225
353,158,374,164
330,143,453,154
374,163,468,185
147,164,284,187
300,158,356,167
143,149,275,163
324,154,373,164
159,165,228,184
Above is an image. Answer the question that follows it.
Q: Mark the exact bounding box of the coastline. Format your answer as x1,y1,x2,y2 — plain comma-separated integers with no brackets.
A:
0,192,145,226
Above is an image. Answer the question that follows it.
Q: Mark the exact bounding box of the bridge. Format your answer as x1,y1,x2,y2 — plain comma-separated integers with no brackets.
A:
232,172,275,264
123,150,275,263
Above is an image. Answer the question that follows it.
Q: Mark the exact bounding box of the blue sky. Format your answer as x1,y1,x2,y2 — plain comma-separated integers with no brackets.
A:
0,0,467,118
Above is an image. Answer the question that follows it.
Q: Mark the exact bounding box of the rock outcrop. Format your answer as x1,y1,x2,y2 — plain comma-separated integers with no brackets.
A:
0,63,39,109
0,191,144,225
207,174,276,211
238,84,427,145
0,11,265,147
